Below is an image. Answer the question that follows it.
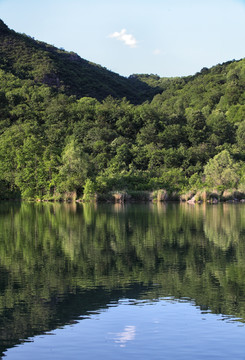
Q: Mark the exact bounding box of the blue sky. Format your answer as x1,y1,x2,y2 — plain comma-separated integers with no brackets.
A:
0,0,245,77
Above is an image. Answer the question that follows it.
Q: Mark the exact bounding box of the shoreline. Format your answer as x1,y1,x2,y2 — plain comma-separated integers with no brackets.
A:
5,189,245,204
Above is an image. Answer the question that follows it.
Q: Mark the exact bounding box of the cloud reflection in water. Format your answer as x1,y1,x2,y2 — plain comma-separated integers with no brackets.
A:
114,325,136,348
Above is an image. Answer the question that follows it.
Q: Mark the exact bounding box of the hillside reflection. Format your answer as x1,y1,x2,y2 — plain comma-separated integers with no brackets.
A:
0,202,245,356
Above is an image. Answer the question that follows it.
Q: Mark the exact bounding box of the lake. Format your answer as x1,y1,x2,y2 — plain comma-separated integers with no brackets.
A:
1,201,245,359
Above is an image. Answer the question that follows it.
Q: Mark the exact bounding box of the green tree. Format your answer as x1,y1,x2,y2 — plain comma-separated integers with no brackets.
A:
15,135,46,198
207,110,235,146
57,138,89,194
204,150,239,189
185,109,207,145
236,121,245,152
83,178,96,201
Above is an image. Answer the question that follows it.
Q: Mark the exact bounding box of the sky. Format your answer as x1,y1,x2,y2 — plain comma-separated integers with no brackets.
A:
0,0,245,78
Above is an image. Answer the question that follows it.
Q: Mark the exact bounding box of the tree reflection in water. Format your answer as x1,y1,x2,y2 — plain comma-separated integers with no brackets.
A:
0,201,245,356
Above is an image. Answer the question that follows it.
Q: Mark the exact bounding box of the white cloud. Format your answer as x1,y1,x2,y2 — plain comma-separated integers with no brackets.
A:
153,48,161,55
109,29,137,48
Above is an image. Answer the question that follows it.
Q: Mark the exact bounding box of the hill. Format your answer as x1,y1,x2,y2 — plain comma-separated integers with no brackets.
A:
0,19,158,103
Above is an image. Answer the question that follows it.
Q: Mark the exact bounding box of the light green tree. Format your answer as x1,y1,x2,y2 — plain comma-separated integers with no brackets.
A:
15,135,45,198
57,138,89,194
204,150,239,189
83,178,96,201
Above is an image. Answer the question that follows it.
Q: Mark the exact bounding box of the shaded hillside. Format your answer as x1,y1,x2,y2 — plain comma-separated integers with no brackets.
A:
0,19,158,103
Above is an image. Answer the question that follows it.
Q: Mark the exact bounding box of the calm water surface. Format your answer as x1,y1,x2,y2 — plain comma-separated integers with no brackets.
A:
1,202,245,359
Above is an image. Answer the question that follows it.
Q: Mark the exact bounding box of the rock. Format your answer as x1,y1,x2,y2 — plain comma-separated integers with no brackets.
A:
187,196,196,204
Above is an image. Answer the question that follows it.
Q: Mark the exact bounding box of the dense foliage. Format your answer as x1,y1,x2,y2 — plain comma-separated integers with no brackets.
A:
0,19,245,200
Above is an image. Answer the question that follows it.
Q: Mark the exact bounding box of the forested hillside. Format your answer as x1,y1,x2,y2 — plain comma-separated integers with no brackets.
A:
0,19,157,103
0,19,245,201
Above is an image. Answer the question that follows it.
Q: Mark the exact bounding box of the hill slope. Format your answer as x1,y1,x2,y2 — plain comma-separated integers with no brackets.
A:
0,19,159,103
